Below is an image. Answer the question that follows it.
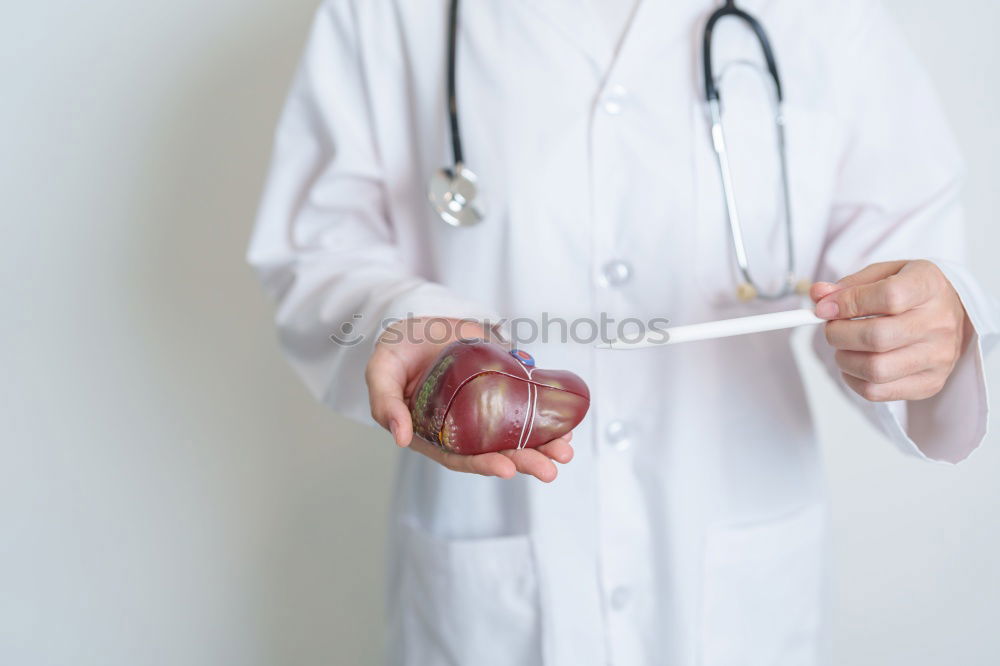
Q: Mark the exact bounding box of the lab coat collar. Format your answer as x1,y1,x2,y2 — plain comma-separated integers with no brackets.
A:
515,0,612,78
516,0,711,86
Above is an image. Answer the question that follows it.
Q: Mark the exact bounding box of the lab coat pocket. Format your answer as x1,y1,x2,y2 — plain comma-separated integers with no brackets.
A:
700,503,829,666
393,522,543,666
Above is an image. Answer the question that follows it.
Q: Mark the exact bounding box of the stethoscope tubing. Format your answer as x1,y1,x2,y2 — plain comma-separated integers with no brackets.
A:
702,0,798,300
446,0,464,168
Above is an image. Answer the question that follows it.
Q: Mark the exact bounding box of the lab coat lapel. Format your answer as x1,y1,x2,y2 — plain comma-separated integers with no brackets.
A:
613,0,709,79
554,0,710,95
514,0,613,77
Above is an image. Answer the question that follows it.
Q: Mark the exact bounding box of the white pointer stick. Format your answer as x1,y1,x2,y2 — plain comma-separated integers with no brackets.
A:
597,308,824,350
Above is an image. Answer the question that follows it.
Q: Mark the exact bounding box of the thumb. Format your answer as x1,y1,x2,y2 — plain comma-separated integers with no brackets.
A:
814,261,907,319
809,281,839,303
385,402,414,448
371,392,413,447
830,261,908,291
366,355,415,447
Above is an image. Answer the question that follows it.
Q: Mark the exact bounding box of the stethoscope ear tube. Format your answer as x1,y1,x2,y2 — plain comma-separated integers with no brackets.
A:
703,1,783,104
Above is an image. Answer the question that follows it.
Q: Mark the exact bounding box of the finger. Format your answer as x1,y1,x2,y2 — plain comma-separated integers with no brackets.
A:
409,438,517,478
824,309,923,352
463,451,518,478
835,344,937,385
500,448,559,482
841,369,946,403
816,262,933,320
537,436,575,464
809,281,839,303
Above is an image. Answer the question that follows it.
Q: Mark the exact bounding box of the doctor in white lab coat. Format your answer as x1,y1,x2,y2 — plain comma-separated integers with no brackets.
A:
248,1,999,664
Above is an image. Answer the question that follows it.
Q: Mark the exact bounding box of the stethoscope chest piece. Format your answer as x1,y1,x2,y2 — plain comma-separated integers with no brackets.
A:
428,163,485,227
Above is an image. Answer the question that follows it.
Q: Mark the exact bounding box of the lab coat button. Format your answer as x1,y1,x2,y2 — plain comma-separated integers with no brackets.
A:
600,260,632,287
605,420,632,451
610,586,632,611
602,84,628,115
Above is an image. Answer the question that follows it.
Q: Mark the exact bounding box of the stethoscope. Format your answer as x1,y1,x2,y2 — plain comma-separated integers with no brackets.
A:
428,0,807,301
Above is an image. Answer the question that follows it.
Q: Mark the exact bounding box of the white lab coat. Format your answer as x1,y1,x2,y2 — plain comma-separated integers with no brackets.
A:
248,1,999,664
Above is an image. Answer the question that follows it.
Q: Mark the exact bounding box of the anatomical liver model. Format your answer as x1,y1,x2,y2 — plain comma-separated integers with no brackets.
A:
409,340,591,455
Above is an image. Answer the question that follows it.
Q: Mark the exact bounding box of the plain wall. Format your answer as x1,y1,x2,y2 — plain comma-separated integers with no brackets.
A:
2,1,997,664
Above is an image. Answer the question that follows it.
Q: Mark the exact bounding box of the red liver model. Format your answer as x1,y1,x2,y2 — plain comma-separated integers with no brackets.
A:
409,340,590,455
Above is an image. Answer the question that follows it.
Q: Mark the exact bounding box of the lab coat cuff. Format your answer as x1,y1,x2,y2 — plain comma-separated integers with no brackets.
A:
935,258,1000,354
875,259,996,464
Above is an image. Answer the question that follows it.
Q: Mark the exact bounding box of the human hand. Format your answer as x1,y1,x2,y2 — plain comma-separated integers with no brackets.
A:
811,260,972,402
365,318,575,481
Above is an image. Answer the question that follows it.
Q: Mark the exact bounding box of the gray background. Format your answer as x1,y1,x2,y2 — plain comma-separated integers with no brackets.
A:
2,1,998,664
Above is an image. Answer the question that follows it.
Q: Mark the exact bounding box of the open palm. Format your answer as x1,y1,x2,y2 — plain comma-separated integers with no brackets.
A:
365,318,574,482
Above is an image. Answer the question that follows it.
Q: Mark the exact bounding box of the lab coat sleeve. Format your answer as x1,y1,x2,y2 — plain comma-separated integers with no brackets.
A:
247,2,498,425
811,1,1000,463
